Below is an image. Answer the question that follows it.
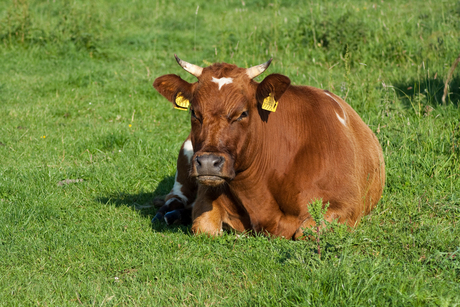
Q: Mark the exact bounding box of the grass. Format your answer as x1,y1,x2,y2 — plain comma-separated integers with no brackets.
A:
1,0,460,305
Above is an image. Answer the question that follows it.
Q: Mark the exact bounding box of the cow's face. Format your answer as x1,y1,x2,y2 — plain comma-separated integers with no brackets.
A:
154,57,290,187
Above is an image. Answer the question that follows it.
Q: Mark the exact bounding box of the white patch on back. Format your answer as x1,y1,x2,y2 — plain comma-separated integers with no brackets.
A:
211,77,233,90
182,140,194,163
324,92,347,126
335,112,346,126
166,171,188,205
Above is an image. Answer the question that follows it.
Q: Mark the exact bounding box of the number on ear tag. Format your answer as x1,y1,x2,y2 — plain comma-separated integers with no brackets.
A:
261,93,278,112
174,92,189,111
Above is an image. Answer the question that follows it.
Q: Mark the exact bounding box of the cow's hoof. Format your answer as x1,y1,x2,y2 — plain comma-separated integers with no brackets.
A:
164,210,181,225
151,212,164,224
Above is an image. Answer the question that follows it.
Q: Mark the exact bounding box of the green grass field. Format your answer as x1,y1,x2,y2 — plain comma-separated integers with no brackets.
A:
1,0,460,305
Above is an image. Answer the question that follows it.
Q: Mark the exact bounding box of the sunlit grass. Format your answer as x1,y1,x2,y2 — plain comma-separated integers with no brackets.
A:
1,0,459,305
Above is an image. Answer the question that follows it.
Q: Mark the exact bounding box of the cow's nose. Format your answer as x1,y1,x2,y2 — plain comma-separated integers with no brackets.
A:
195,154,225,175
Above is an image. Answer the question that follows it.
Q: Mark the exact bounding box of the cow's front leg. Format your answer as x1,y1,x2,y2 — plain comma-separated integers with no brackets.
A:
152,135,197,225
191,187,252,236
152,197,192,225
191,186,229,236
192,186,224,236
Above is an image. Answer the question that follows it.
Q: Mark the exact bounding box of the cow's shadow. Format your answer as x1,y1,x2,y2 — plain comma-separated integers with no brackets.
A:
96,175,191,234
391,75,460,108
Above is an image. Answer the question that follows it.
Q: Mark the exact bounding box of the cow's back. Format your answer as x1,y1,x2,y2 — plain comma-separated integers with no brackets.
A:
259,86,385,226
340,96,385,221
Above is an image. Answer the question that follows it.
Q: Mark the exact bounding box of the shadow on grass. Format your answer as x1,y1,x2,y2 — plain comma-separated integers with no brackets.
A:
391,75,460,108
96,175,191,234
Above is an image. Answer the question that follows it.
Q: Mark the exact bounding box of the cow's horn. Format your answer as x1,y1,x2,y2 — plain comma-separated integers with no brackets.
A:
174,54,203,78
246,58,272,79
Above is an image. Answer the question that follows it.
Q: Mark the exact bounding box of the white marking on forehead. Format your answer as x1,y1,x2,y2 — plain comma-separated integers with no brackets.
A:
211,77,233,90
182,140,194,163
324,92,347,126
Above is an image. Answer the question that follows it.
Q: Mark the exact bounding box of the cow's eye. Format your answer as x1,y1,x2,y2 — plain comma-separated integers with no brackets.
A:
237,111,248,121
190,109,202,123
191,109,197,119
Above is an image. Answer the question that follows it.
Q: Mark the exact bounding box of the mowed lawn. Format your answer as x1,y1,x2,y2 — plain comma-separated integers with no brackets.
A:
1,0,460,305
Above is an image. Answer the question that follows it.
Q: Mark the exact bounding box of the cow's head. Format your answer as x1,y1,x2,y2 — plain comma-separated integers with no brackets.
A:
154,55,290,187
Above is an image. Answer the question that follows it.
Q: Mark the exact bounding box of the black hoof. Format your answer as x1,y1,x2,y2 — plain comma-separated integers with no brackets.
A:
151,212,164,223
164,210,181,225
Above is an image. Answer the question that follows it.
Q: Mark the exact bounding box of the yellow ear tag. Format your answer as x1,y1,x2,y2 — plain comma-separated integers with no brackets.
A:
174,92,189,111
261,93,278,112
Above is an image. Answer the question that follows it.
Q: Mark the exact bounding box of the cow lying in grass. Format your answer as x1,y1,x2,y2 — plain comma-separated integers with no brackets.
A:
152,55,385,239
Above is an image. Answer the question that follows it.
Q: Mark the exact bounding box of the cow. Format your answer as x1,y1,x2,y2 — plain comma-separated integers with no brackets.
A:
152,55,385,239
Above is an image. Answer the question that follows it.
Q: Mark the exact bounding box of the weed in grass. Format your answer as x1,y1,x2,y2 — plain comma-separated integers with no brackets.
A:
303,199,350,261
305,199,329,259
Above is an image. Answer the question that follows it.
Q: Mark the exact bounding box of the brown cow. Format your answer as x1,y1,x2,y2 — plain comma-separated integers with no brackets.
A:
153,55,385,239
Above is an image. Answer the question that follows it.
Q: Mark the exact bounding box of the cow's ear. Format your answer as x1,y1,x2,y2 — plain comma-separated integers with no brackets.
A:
256,74,291,112
153,74,194,111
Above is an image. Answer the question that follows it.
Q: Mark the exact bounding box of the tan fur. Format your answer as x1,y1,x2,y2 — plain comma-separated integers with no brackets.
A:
154,60,385,239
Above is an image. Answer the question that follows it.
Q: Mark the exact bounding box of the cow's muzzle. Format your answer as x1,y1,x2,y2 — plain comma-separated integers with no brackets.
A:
191,153,234,186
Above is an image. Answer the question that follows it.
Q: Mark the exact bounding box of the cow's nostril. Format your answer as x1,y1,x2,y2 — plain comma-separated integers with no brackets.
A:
212,156,224,168
195,156,202,166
